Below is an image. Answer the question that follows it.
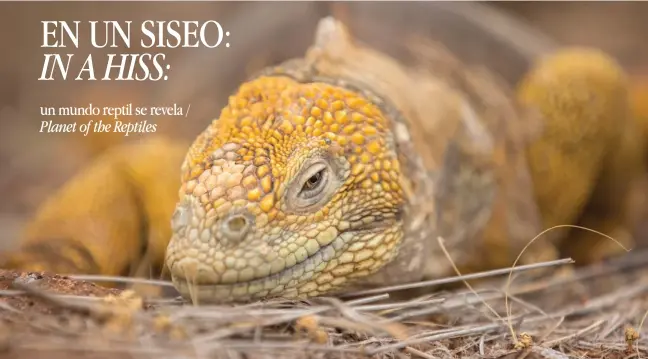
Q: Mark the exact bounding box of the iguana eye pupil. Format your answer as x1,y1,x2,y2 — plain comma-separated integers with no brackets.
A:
304,170,323,190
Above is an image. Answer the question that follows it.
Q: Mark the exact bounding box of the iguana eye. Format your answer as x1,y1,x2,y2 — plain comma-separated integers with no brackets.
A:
299,165,328,199
285,158,343,213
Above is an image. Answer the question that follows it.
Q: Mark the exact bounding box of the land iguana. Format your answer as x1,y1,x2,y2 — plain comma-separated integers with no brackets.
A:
2,18,646,303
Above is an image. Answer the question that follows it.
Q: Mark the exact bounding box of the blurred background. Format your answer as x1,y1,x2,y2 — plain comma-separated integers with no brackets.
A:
0,1,647,251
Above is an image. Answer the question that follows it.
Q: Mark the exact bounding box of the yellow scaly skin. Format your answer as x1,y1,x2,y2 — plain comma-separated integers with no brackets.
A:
2,24,645,303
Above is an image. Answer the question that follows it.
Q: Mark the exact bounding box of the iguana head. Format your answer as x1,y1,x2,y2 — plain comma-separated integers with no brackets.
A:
165,75,408,303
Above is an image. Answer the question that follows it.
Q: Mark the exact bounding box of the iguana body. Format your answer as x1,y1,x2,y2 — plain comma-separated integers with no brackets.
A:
3,19,646,303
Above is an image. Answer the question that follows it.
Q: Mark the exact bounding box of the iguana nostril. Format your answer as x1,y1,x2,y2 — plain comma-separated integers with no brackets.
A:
221,212,252,242
228,216,247,232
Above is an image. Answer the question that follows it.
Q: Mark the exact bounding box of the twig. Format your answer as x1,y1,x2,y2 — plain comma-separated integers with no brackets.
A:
354,297,445,312
598,313,624,339
543,319,605,347
345,293,391,305
341,258,574,297
405,346,437,359
0,288,179,305
67,274,176,288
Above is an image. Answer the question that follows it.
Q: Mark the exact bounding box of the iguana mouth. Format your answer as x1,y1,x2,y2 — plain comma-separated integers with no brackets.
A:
169,223,398,303
170,236,337,303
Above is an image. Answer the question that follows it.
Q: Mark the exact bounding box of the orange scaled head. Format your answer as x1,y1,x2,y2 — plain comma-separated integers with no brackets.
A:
165,75,406,303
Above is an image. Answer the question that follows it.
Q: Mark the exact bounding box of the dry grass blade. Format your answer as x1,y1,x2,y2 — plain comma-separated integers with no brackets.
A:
542,319,605,346
354,297,445,312
67,275,176,288
341,257,574,297
405,346,437,359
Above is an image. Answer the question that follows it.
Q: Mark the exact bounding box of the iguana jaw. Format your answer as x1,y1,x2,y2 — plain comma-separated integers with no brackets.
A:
167,221,402,303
